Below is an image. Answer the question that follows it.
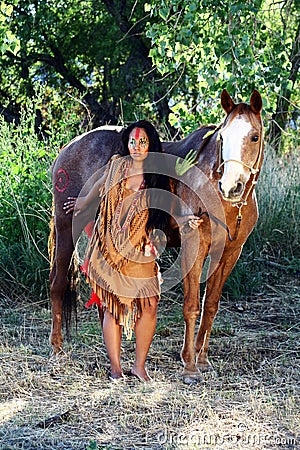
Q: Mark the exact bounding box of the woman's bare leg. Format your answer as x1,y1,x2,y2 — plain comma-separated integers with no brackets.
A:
132,297,158,381
102,310,123,379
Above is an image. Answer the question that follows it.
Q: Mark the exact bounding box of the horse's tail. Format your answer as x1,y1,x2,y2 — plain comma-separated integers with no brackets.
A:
48,201,79,340
63,252,79,339
48,202,56,274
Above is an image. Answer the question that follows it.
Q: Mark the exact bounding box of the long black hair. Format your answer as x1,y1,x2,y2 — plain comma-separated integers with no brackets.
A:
121,120,171,234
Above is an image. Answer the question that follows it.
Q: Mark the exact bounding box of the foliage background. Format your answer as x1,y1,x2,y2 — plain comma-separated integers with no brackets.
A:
0,0,299,300
0,0,299,144
0,4,299,449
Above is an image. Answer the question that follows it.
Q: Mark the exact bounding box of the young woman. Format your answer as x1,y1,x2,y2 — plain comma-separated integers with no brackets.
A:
64,120,201,381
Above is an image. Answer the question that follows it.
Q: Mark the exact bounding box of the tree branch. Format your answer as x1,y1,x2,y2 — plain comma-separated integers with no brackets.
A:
6,45,118,126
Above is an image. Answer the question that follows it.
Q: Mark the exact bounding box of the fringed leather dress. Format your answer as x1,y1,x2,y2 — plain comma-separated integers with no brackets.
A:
86,155,161,338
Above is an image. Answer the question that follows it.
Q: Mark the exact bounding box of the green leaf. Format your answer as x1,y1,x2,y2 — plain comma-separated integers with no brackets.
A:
168,112,179,127
159,8,169,21
1,2,13,16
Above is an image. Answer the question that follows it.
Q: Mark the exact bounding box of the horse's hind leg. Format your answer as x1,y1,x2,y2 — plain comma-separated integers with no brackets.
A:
195,248,242,371
49,225,74,354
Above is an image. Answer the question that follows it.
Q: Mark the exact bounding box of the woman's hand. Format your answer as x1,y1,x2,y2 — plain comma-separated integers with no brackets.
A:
63,196,88,216
177,215,203,233
187,216,203,230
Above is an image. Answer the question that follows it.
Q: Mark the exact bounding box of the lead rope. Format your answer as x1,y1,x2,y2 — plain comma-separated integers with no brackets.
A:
197,208,242,242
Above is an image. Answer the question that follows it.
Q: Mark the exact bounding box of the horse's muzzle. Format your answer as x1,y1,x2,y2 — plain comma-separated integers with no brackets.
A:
219,180,245,201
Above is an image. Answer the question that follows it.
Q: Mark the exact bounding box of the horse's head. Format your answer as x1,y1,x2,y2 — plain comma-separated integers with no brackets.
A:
218,89,263,202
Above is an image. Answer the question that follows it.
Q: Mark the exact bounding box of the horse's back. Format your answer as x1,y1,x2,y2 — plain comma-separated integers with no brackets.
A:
54,128,123,175
52,128,123,200
52,124,216,203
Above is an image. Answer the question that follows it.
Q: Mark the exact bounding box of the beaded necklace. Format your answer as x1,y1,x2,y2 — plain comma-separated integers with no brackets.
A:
113,161,145,232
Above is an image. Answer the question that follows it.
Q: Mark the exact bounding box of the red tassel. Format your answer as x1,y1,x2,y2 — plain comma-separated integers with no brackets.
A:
85,290,102,308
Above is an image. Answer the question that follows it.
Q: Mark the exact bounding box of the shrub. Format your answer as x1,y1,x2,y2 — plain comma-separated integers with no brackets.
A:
0,91,82,301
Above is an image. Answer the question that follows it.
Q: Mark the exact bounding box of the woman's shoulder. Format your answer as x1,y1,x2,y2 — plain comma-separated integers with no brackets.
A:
106,154,129,181
110,154,121,161
104,154,122,171
107,154,122,165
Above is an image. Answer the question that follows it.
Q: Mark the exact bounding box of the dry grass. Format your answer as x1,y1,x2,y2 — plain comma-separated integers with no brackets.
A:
0,275,299,450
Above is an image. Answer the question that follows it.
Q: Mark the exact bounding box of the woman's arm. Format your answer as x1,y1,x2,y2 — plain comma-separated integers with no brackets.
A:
169,188,203,231
63,158,112,216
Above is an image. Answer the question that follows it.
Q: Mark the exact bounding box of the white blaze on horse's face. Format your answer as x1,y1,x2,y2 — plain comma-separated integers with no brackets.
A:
219,116,253,201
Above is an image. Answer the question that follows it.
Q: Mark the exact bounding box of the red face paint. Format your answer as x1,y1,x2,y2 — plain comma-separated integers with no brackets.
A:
133,128,141,141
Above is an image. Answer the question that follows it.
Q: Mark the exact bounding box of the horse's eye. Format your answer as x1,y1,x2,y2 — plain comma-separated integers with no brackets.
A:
251,135,259,142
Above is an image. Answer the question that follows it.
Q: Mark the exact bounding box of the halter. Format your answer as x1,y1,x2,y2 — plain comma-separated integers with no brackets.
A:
202,115,264,241
217,158,260,175
216,115,264,208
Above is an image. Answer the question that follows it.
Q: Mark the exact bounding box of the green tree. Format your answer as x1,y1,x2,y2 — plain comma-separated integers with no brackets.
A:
0,0,299,151
0,1,20,122
0,0,176,134
145,0,300,151
0,2,20,55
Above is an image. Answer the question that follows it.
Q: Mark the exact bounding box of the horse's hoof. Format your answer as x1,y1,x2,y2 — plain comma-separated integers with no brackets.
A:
49,334,63,353
182,369,203,385
197,362,213,372
49,349,67,361
183,375,202,385
49,340,63,354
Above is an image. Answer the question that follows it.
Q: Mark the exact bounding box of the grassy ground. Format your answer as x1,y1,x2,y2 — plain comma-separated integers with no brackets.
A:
0,269,299,450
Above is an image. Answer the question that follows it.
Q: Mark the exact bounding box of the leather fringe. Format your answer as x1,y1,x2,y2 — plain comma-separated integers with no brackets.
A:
87,269,159,340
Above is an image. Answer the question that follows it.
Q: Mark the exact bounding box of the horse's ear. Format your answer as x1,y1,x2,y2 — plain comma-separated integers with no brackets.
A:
221,89,236,114
250,89,263,115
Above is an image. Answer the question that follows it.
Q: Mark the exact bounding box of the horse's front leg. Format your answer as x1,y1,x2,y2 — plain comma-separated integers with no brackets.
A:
181,236,206,378
195,248,242,371
181,273,200,376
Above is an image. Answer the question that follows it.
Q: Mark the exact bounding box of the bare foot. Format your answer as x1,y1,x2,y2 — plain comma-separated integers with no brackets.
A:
109,370,125,381
130,365,152,382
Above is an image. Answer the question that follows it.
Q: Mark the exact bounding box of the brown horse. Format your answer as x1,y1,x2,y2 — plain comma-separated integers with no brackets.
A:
49,89,263,379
